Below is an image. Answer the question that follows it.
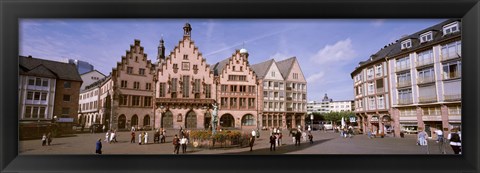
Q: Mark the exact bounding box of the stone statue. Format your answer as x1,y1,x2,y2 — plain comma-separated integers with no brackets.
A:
211,103,218,135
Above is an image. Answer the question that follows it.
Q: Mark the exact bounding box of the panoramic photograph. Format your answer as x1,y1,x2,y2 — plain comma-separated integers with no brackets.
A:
18,19,462,155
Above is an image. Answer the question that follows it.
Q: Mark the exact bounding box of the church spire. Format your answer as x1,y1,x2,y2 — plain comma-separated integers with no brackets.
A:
157,35,165,62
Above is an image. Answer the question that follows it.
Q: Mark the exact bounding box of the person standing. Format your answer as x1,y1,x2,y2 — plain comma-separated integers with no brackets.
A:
269,134,276,151
138,133,142,145
144,132,149,144
417,129,428,146
308,132,313,144
131,131,135,143
180,136,188,153
41,133,47,146
95,138,102,154
274,133,280,147
47,132,52,146
448,128,461,154
251,129,256,141
109,130,115,144
102,125,106,133
295,130,301,146
173,134,180,154
105,130,110,142
435,129,444,143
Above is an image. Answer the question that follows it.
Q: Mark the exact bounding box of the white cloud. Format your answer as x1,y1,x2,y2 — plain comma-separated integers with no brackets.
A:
306,72,325,83
310,38,356,65
372,19,385,27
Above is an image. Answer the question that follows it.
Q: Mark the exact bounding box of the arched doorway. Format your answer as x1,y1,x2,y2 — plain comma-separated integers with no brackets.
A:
220,114,235,128
131,115,138,128
118,114,126,129
143,115,150,126
241,114,254,126
204,112,211,130
162,111,173,128
185,111,197,129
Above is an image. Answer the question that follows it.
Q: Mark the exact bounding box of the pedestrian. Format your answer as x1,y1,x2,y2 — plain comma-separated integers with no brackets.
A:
144,132,149,144
109,130,116,144
154,130,160,143
41,133,47,146
348,127,354,138
173,134,180,154
435,129,444,143
95,138,102,154
269,133,276,151
308,132,313,144
295,131,301,146
162,129,167,143
138,133,142,145
105,130,110,142
249,135,255,151
102,125,106,133
47,132,52,146
131,131,135,143
417,129,428,146
448,128,461,154
180,135,188,153
367,130,372,139
131,126,135,132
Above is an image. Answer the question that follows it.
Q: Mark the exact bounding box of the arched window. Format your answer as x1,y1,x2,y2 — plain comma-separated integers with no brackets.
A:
131,114,138,127
143,115,150,126
242,114,255,126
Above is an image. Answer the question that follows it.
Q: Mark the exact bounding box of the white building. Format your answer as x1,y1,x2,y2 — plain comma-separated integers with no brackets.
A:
307,94,353,114
79,70,106,91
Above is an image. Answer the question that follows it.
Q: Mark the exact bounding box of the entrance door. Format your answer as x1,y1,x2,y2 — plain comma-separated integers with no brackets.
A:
162,111,173,128
185,111,197,129
118,114,126,129
425,124,432,137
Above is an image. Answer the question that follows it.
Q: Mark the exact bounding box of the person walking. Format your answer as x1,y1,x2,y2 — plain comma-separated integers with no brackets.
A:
41,133,47,146
308,132,313,144
95,138,102,154
105,130,110,142
138,133,142,145
249,135,255,151
109,130,116,144
295,131,301,146
102,125,106,133
131,131,135,143
448,128,461,154
173,134,180,154
180,136,188,153
269,133,276,151
274,133,280,147
435,129,444,143
417,129,428,146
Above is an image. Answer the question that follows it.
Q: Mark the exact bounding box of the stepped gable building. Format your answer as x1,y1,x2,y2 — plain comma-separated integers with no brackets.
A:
213,48,259,130
99,40,156,130
154,23,216,130
252,57,307,129
351,19,462,137
19,55,82,138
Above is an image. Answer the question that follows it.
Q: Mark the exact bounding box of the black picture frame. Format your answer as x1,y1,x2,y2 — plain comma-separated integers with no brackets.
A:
1,0,479,173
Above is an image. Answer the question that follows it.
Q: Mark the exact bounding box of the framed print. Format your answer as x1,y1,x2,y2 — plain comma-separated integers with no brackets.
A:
1,0,480,173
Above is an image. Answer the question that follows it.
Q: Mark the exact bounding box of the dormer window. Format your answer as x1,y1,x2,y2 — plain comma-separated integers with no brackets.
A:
443,21,460,35
401,39,412,50
420,31,433,43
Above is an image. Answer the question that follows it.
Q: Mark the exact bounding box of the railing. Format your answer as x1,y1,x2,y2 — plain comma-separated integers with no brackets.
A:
397,81,412,88
396,65,410,72
376,87,385,93
417,76,435,84
418,96,437,103
156,98,214,104
398,98,413,105
416,59,434,67
442,72,461,80
441,52,461,61
444,94,461,101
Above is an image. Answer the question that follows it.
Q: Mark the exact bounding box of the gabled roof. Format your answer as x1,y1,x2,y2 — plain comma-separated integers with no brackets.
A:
19,56,83,82
276,57,296,79
250,59,275,79
80,69,106,77
213,58,230,76
19,64,57,79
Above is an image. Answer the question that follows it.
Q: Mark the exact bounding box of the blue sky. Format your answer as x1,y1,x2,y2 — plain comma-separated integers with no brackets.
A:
20,19,445,101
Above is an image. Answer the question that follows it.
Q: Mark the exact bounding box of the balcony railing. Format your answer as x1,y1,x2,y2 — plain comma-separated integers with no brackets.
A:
398,98,413,105
441,53,461,61
444,94,461,101
376,87,385,93
156,98,214,105
396,65,410,72
416,59,434,67
442,72,461,80
418,96,437,103
397,81,412,88
417,76,435,84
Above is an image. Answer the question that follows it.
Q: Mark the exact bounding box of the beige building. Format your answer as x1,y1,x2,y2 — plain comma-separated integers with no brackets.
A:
154,23,216,130
98,40,156,130
252,57,307,129
213,49,259,130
